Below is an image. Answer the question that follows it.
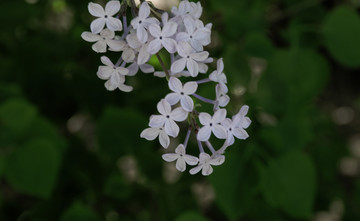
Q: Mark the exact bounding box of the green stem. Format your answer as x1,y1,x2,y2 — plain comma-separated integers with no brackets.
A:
155,53,170,80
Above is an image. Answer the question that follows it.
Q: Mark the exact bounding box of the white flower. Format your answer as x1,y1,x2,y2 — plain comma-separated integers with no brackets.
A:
233,105,251,130
81,29,125,53
215,84,230,107
97,56,132,92
88,1,122,34
148,22,178,54
189,2,203,19
222,118,248,145
165,77,197,112
176,17,210,52
209,58,228,93
126,32,152,65
171,0,191,21
197,109,227,141
162,144,199,172
171,42,209,77
149,99,188,137
140,126,170,148
189,153,225,176
130,2,159,43
121,44,136,63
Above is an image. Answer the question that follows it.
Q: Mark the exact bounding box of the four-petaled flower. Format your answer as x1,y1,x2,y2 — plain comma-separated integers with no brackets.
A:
140,126,170,148
171,42,209,77
131,2,159,43
197,109,227,141
88,1,122,34
165,77,198,112
149,99,188,137
189,153,225,176
97,56,132,92
176,17,210,52
162,144,199,172
148,22,178,54
81,29,125,53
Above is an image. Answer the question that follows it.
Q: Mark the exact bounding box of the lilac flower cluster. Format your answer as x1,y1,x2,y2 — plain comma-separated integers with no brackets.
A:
82,0,251,176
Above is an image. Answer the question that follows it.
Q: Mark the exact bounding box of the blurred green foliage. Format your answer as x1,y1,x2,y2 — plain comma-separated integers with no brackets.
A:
1,0,360,220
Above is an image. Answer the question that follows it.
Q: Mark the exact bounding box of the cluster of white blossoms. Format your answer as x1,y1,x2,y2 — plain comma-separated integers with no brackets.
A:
82,0,251,176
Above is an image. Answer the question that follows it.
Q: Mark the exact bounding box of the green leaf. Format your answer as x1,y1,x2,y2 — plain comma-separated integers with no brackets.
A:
259,151,317,219
97,107,148,160
258,49,329,114
0,98,37,132
209,143,258,220
4,139,61,199
174,211,210,221
323,6,360,67
60,201,100,221
243,32,274,59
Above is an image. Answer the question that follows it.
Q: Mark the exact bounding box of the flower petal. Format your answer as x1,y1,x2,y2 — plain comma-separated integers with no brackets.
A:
100,28,115,38
197,126,211,141
162,38,177,53
162,153,178,162
190,51,209,62
171,58,186,73
159,131,170,148
100,56,114,67
168,77,182,93
201,164,213,176
183,17,195,34
107,39,126,51
118,83,133,92
136,26,148,44
92,40,107,53
183,155,199,165
164,119,179,137
106,17,122,31
212,124,227,139
175,144,186,154
81,32,101,42
149,23,161,38
138,45,150,64
177,42,192,57
210,155,225,166
139,64,154,73
180,95,194,112
105,0,120,16
213,109,227,123
90,18,106,34
165,93,180,105
186,58,199,77
162,22,178,37
171,107,188,122
217,58,224,73
97,66,113,79
183,81,198,95
148,39,162,55
88,2,104,17
149,115,166,128
157,99,171,115
122,48,135,62
199,112,211,125
233,128,249,140
176,158,186,172
189,165,202,175
139,2,150,19
176,32,190,43
140,128,160,140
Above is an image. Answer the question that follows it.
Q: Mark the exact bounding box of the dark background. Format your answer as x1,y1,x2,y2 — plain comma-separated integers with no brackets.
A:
1,0,360,220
